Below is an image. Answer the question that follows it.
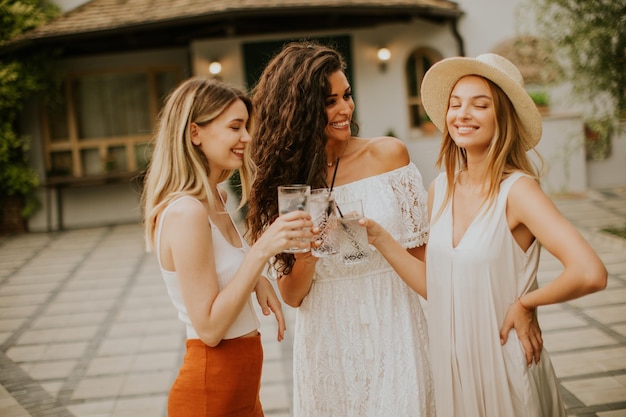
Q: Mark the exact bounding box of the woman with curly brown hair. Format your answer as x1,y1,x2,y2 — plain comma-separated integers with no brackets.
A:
247,41,435,417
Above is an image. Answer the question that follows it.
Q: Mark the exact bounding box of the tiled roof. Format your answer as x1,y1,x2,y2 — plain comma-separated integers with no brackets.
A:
19,0,462,40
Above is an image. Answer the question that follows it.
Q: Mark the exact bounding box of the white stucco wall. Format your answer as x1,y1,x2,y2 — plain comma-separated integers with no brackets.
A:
587,129,626,189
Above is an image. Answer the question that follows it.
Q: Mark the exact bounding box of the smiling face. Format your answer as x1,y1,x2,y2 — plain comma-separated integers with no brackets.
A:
446,75,496,152
190,98,251,174
324,70,355,143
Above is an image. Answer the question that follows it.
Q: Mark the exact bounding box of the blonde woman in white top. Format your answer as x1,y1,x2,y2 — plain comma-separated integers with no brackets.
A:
142,77,315,417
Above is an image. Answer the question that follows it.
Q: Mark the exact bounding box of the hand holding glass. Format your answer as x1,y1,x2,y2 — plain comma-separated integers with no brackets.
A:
337,199,371,265
277,185,311,253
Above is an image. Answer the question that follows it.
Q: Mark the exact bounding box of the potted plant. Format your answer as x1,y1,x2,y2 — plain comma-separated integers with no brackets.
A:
420,113,437,135
0,129,41,233
528,90,550,115
584,116,613,161
531,0,624,157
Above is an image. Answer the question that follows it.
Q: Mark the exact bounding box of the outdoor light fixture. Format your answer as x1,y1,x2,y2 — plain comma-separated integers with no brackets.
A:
377,47,391,72
208,60,222,77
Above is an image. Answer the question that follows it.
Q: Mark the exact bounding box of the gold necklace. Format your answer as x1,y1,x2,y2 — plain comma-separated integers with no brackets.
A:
327,139,351,167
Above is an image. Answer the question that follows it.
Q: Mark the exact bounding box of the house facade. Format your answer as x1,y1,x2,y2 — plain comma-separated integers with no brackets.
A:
9,0,625,231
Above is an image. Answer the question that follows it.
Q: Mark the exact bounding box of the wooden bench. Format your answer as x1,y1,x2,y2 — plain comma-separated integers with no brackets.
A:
44,171,144,231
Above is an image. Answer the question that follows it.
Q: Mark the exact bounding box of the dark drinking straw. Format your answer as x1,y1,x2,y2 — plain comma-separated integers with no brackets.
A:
305,152,319,185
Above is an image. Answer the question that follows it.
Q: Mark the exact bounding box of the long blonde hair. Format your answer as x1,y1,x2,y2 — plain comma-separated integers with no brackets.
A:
434,77,543,220
141,77,255,251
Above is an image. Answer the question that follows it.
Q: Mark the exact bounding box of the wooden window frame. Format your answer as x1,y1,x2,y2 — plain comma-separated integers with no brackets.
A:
405,47,442,134
41,65,182,179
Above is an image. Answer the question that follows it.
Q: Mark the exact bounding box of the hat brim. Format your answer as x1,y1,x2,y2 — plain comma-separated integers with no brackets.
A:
421,56,542,150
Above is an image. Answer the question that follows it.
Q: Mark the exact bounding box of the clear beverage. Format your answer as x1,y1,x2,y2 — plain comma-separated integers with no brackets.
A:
309,189,340,257
337,200,370,265
277,185,311,253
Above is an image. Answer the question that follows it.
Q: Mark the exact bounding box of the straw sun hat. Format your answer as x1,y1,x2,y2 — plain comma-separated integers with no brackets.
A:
421,53,542,150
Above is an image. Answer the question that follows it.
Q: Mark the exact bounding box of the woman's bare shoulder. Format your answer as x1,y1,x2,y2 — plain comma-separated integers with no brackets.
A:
365,136,410,170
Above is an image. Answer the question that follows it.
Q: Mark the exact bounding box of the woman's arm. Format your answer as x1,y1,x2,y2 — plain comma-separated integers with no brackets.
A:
276,252,319,307
508,177,607,306
254,276,286,341
361,217,427,298
499,177,607,363
165,199,313,346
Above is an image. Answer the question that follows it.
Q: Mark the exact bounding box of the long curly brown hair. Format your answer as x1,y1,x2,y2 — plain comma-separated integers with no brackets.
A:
247,40,357,275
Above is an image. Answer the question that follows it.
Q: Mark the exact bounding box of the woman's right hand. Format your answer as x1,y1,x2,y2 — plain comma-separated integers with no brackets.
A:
254,210,316,258
358,217,386,246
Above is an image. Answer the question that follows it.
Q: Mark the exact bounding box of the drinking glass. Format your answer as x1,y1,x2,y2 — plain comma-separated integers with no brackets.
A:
309,188,340,257
277,184,311,253
337,199,371,265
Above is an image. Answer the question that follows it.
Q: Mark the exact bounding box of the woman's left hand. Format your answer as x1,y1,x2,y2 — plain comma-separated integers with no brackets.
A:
255,276,286,341
500,298,543,366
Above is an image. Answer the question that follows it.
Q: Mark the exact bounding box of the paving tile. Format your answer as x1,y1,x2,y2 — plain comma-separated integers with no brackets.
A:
32,312,108,329
67,399,115,417
16,326,99,345
40,381,63,397
85,356,134,376
97,338,142,356
0,318,26,332
0,294,50,307
544,327,619,352
42,342,89,360
584,305,626,325
613,324,626,337
118,371,172,396
568,287,626,308
130,352,179,372
45,299,118,316
260,383,291,413
6,345,47,362
72,376,125,400
0,332,11,345
549,347,626,378
113,395,167,413
25,360,77,380
0,189,625,417
539,311,589,331
262,359,289,384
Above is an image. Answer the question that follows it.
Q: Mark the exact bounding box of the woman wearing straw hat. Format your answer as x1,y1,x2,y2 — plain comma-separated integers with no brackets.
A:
247,41,434,417
361,53,607,416
142,77,315,417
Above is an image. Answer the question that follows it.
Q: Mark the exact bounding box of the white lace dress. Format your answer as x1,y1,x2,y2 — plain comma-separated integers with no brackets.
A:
292,163,435,417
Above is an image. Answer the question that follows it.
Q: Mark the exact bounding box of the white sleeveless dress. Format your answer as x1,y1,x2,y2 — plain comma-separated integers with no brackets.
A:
426,171,566,417
292,163,435,417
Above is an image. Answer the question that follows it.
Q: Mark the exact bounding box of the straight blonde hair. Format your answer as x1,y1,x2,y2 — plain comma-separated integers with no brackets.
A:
141,77,255,252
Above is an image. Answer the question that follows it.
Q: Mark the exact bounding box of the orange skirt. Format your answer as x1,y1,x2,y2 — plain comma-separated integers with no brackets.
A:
168,335,264,417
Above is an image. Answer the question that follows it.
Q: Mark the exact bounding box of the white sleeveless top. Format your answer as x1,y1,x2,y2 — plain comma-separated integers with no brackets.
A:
157,196,259,340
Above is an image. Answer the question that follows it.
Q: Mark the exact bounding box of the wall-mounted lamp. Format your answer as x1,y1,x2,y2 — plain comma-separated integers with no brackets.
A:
208,60,222,77
377,47,391,72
